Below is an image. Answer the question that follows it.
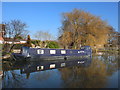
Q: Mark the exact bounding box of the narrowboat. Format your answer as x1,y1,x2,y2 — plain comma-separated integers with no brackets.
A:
11,46,92,61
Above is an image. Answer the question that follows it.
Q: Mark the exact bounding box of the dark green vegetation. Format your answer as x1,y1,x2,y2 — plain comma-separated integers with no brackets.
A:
46,41,59,48
31,40,60,49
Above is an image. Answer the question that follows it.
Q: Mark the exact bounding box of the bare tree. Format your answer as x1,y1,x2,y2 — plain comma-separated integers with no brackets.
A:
33,31,43,41
3,20,29,52
4,20,28,39
33,30,54,41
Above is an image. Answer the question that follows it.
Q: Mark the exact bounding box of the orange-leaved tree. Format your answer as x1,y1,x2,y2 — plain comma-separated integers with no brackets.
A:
58,9,111,50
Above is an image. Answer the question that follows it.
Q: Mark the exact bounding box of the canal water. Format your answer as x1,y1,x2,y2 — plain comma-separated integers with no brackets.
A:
1,53,119,88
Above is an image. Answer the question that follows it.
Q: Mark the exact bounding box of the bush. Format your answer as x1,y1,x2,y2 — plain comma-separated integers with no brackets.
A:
47,41,59,48
31,40,41,46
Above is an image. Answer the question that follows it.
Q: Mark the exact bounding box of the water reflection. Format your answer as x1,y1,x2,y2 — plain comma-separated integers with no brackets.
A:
35,71,53,80
3,71,26,88
3,57,92,78
59,53,119,88
59,59,107,88
2,61,27,88
2,53,119,88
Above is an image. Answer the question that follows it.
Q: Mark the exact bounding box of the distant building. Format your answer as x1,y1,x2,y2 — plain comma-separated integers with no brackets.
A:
0,33,26,44
0,24,26,44
4,38,26,44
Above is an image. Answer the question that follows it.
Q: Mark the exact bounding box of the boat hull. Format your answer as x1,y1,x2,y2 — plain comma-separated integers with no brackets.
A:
11,46,92,61
12,53,92,61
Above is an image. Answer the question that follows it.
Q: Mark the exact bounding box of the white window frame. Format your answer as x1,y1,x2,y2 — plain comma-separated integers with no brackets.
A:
37,49,44,54
37,66,44,70
50,50,56,54
61,63,66,67
61,50,66,54
50,64,55,68
78,50,84,53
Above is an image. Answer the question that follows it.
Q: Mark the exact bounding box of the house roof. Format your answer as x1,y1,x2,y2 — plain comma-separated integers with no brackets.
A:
4,38,26,42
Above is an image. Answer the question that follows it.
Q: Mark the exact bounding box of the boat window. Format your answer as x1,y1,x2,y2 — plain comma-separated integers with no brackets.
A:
61,63,66,67
22,49,28,53
88,47,91,49
78,51,84,53
37,66,44,70
40,66,44,70
50,50,56,54
61,50,66,54
37,50,44,54
50,64,55,68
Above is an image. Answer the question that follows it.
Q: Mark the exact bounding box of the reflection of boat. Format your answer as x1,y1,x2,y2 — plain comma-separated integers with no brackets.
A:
3,57,92,74
12,46,92,61
20,58,92,74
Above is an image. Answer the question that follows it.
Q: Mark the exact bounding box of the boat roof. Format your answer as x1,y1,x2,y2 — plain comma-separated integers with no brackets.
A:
22,46,91,50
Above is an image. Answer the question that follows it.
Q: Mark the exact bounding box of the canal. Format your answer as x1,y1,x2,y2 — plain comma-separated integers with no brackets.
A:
1,53,119,88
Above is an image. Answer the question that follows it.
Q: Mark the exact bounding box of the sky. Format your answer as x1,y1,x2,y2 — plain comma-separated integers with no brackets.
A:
2,2,118,39
2,0,120,2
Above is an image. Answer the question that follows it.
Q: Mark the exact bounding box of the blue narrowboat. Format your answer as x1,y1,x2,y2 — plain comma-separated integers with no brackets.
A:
12,46,92,61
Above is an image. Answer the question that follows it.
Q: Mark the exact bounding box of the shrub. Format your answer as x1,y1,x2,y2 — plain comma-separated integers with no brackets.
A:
31,40,41,46
47,41,59,48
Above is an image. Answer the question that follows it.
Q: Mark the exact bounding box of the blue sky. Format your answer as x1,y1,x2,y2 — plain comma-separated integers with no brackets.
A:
2,2,118,39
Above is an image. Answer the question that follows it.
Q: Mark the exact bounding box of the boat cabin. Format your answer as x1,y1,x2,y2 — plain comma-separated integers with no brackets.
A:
20,46,92,58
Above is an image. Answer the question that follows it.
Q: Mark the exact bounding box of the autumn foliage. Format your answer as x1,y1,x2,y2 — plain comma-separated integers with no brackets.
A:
58,9,111,50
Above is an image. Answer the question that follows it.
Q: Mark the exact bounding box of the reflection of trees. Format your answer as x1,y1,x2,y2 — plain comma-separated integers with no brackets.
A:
59,59,107,88
26,73,30,79
2,61,25,88
59,54,119,88
33,70,54,81
100,53,119,76
2,70,25,88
